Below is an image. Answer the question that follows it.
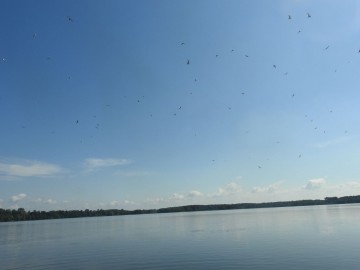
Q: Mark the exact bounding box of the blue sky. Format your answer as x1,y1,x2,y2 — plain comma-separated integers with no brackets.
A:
1,0,360,210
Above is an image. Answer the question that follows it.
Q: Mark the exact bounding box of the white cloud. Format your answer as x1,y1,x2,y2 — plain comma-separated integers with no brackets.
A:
84,158,131,171
215,182,242,196
0,160,62,177
188,190,203,197
109,200,135,207
45,199,57,204
110,200,120,206
11,193,27,202
305,178,326,190
252,182,281,193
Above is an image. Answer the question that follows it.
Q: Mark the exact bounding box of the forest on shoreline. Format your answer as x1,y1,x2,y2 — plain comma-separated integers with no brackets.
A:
1,195,360,222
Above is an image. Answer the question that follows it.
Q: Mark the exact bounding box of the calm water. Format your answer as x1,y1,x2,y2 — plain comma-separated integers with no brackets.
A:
1,204,360,269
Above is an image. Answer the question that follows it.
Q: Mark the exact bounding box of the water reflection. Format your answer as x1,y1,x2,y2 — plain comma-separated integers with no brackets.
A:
1,204,360,269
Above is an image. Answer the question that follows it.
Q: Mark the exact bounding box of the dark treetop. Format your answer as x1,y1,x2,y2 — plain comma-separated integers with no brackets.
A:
1,195,359,222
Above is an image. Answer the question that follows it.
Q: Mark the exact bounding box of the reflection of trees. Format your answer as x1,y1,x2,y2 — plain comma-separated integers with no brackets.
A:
1,195,360,222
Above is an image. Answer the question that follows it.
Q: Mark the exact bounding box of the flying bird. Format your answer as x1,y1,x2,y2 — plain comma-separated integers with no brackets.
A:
298,30,301,34
187,59,190,65
76,120,79,124
244,55,249,57
307,12,311,18
180,42,185,45
288,15,292,20
273,64,277,68
324,45,330,50
67,16,73,22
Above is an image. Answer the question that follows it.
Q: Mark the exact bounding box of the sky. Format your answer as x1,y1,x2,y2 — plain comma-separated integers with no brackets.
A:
1,0,360,211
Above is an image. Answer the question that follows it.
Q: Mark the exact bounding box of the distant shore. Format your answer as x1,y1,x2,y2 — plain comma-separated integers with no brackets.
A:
1,195,359,222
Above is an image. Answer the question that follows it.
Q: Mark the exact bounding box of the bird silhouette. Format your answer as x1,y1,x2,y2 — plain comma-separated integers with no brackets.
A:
67,16,73,22
288,15,291,20
187,59,190,65
307,12,311,18
273,64,277,68
180,42,185,45
324,45,330,50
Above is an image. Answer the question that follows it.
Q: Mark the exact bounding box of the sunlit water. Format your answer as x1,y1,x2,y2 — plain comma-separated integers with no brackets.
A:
1,204,360,269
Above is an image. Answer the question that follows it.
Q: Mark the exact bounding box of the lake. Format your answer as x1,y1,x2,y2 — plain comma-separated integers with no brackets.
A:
1,204,360,269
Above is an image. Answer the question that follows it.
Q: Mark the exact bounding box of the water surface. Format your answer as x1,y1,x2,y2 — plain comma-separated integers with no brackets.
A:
1,204,360,269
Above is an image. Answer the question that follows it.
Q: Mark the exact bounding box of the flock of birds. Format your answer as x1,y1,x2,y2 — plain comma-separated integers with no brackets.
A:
2,11,356,170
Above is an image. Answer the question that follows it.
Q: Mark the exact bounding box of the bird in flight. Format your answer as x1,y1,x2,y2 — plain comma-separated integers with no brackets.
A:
76,120,79,124
180,42,185,45
297,30,301,34
307,12,311,18
273,64,277,68
288,15,292,20
187,59,190,65
67,16,73,22
244,55,249,57
324,45,330,50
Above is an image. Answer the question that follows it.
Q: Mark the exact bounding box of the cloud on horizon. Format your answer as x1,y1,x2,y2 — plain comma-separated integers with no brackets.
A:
305,178,326,190
11,193,27,202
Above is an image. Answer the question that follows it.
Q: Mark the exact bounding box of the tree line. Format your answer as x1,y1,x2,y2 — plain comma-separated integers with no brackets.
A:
1,195,360,222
